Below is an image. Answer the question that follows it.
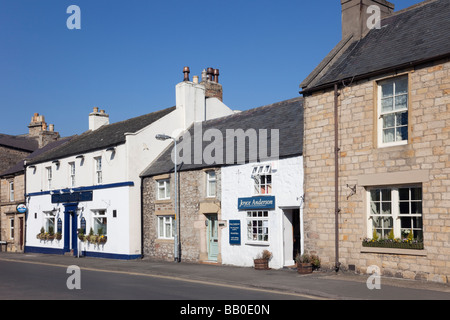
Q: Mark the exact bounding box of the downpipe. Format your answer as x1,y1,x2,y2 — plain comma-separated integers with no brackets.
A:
334,83,341,273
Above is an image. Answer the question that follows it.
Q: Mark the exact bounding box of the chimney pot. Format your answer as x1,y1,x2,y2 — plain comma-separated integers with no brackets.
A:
183,66,190,81
49,124,54,132
93,107,99,113
193,75,199,84
213,69,220,83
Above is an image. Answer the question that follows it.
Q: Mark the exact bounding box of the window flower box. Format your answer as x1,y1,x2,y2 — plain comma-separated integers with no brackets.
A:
362,238,424,250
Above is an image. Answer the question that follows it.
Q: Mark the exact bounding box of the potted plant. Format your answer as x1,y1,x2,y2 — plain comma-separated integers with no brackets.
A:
295,253,313,274
55,232,62,241
37,227,45,240
254,250,272,270
46,226,55,241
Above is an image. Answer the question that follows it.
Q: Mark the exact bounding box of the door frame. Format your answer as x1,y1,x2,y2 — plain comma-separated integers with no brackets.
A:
63,203,78,255
206,213,219,261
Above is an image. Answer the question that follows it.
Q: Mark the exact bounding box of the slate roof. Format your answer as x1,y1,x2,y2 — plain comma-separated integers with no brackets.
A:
27,106,176,165
0,134,38,152
140,97,303,177
0,136,74,177
301,0,450,92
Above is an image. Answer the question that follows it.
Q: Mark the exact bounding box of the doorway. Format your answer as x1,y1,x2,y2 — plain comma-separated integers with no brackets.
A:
283,208,300,267
206,214,219,261
63,203,78,256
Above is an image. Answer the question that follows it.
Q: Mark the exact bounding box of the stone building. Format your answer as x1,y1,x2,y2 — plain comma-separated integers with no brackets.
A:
0,114,61,252
300,0,450,283
141,97,304,268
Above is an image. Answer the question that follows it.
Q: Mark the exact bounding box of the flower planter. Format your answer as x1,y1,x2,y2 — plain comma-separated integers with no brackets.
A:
362,241,424,250
254,259,269,270
297,263,313,274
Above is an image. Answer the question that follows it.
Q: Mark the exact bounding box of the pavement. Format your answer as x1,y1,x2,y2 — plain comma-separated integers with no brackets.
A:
0,252,449,300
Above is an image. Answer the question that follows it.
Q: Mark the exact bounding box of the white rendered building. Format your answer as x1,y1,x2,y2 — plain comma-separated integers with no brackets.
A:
24,68,234,259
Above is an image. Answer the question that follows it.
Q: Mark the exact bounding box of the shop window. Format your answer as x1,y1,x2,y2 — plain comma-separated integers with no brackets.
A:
247,211,269,243
44,212,55,233
92,210,107,236
252,165,272,195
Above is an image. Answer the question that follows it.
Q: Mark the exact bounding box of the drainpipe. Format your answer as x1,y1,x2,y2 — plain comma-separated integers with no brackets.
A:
140,176,144,259
334,83,341,272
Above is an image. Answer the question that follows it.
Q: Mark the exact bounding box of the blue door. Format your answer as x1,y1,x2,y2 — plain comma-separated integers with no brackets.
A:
63,203,78,255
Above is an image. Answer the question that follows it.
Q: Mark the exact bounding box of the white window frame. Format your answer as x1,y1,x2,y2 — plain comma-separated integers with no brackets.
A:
252,164,272,195
46,167,52,190
246,211,269,244
206,171,217,198
95,157,102,185
44,211,56,234
377,75,409,148
9,218,14,240
9,181,14,202
69,162,76,187
366,185,423,240
157,215,175,239
92,209,107,236
157,179,170,200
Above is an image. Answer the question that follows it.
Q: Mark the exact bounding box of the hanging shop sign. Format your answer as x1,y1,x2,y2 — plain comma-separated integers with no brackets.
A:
237,196,275,211
16,203,27,214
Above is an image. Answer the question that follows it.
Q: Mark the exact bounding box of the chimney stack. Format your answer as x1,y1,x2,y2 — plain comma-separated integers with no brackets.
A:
341,0,394,40
89,107,110,131
28,113,60,147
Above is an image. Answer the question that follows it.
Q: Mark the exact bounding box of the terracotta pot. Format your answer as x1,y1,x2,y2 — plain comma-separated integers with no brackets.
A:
254,259,269,270
297,263,313,274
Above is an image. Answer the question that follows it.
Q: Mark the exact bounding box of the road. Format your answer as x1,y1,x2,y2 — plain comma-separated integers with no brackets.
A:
0,259,314,301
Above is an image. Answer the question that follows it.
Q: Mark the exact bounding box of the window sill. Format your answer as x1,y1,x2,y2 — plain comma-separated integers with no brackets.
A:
245,241,270,247
155,199,171,204
155,238,174,243
361,246,427,256
377,140,408,149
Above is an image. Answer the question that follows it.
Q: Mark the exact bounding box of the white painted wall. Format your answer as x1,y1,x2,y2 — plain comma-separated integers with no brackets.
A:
220,156,303,269
26,186,130,255
25,79,235,258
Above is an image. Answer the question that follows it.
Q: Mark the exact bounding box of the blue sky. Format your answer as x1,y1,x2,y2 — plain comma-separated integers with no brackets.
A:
0,0,424,137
